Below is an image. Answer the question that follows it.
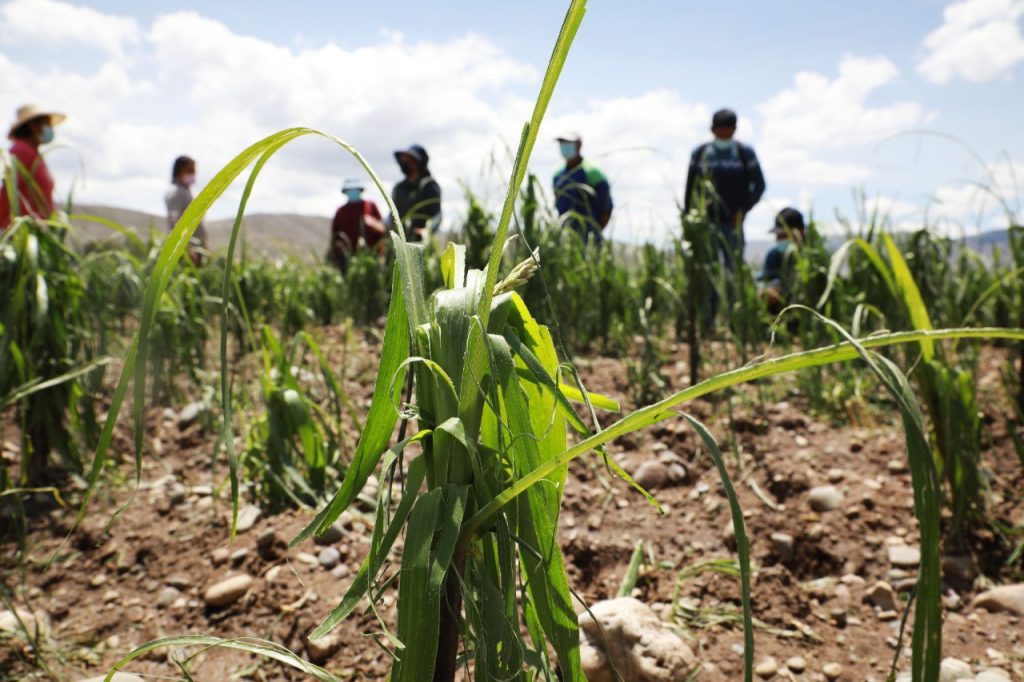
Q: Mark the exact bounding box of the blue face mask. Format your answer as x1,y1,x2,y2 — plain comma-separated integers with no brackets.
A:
712,139,733,151
559,141,578,160
344,189,362,201
38,125,54,144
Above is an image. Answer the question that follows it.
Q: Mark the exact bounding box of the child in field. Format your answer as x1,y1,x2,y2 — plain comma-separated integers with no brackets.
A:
758,207,805,315
165,155,207,265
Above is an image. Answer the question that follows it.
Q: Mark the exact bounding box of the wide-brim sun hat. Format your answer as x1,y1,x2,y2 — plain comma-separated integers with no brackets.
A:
8,104,66,138
393,144,429,168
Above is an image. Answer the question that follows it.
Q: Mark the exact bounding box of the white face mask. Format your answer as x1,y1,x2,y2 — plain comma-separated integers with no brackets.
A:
711,139,733,151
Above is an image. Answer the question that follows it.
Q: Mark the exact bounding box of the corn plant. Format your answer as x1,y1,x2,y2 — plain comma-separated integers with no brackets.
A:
0,218,103,485
242,325,349,509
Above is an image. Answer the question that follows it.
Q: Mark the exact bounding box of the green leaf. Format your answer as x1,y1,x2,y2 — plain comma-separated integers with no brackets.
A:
291,266,410,547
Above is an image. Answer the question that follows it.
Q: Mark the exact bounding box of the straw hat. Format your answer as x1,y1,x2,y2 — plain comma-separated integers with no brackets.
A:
8,104,66,138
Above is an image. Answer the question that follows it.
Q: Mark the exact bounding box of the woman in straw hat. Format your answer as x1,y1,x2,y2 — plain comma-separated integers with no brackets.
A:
0,104,66,230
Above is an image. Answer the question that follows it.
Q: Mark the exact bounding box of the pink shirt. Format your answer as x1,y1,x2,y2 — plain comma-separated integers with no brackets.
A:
0,139,55,229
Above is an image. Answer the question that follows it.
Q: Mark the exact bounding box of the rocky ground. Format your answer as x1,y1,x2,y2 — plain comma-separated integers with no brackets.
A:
1,331,1023,681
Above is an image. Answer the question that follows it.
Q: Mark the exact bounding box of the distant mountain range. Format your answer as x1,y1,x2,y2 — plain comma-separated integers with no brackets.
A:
68,204,1014,265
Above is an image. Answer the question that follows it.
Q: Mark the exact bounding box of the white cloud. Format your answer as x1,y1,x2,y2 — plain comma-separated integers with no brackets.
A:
926,158,1024,229
0,0,140,56
757,55,932,187
917,0,1024,84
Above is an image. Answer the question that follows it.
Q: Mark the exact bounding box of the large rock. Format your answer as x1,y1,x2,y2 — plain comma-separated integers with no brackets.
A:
632,461,668,491
971,584,1024,616
865,581,898,611
887,544,921,568
939,657,972,682
579,597,697,682
203,574,253,607
807,485,842,512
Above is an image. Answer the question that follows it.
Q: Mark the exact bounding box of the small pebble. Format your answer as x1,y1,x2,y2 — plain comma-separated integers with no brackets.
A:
318,547,341,570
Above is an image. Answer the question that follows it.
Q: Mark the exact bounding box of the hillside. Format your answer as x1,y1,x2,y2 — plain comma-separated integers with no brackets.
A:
70,204,332,260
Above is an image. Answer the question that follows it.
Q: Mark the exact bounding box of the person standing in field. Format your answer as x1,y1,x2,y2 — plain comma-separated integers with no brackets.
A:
552,132,613,246
758,207,805,315
684,108,766,268
0,104,65,230
390,144,441,242
164,155,207,265
329,177,386,272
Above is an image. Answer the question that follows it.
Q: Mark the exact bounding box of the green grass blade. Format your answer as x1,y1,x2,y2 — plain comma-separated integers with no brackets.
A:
882,233,935,361
104,635,342,681
683,414,754,682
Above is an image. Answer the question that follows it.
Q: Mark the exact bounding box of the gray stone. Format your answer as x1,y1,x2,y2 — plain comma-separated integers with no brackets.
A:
165,574,191,590
971,583,1024,616
578,597,697,682
632,460,668,491
808,485,842,512
330,564,349,579
666,463,688,485
234,504,261,533
211,547,230,566
887,544,921,568
229,548,249,565
203,574,253,607
939,657,973,682
822,662,843,680
786,656,807,673
771,533,795,563
157,587,180,608
865,581,898,611
314,522,344,545
318,547,341,570
755,656,779,678
307,631,343,664
177,401,207,429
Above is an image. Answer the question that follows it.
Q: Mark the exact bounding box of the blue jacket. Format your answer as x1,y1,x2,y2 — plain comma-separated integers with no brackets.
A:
553,159,612,241
684,140,766,226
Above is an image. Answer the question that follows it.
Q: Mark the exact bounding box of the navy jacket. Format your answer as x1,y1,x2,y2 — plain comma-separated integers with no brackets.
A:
684,140,766,226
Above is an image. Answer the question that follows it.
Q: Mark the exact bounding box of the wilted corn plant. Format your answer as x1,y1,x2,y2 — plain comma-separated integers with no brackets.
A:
87,2,1024,680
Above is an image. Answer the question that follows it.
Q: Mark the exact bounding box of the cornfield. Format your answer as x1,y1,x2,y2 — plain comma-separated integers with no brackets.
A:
2,2,1024,681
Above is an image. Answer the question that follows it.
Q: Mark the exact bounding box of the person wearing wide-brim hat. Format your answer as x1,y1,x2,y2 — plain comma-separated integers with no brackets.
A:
388,144,441,242
329,176,386,272
758,207,806,314
1,104,66,230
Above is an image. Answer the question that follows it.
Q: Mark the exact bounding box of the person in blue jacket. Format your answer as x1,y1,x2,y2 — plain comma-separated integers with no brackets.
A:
553,132,613,246
684,108,766,267
758,207,805,314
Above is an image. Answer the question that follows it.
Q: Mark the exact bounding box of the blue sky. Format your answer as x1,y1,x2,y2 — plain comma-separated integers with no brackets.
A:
2,0,1023,243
